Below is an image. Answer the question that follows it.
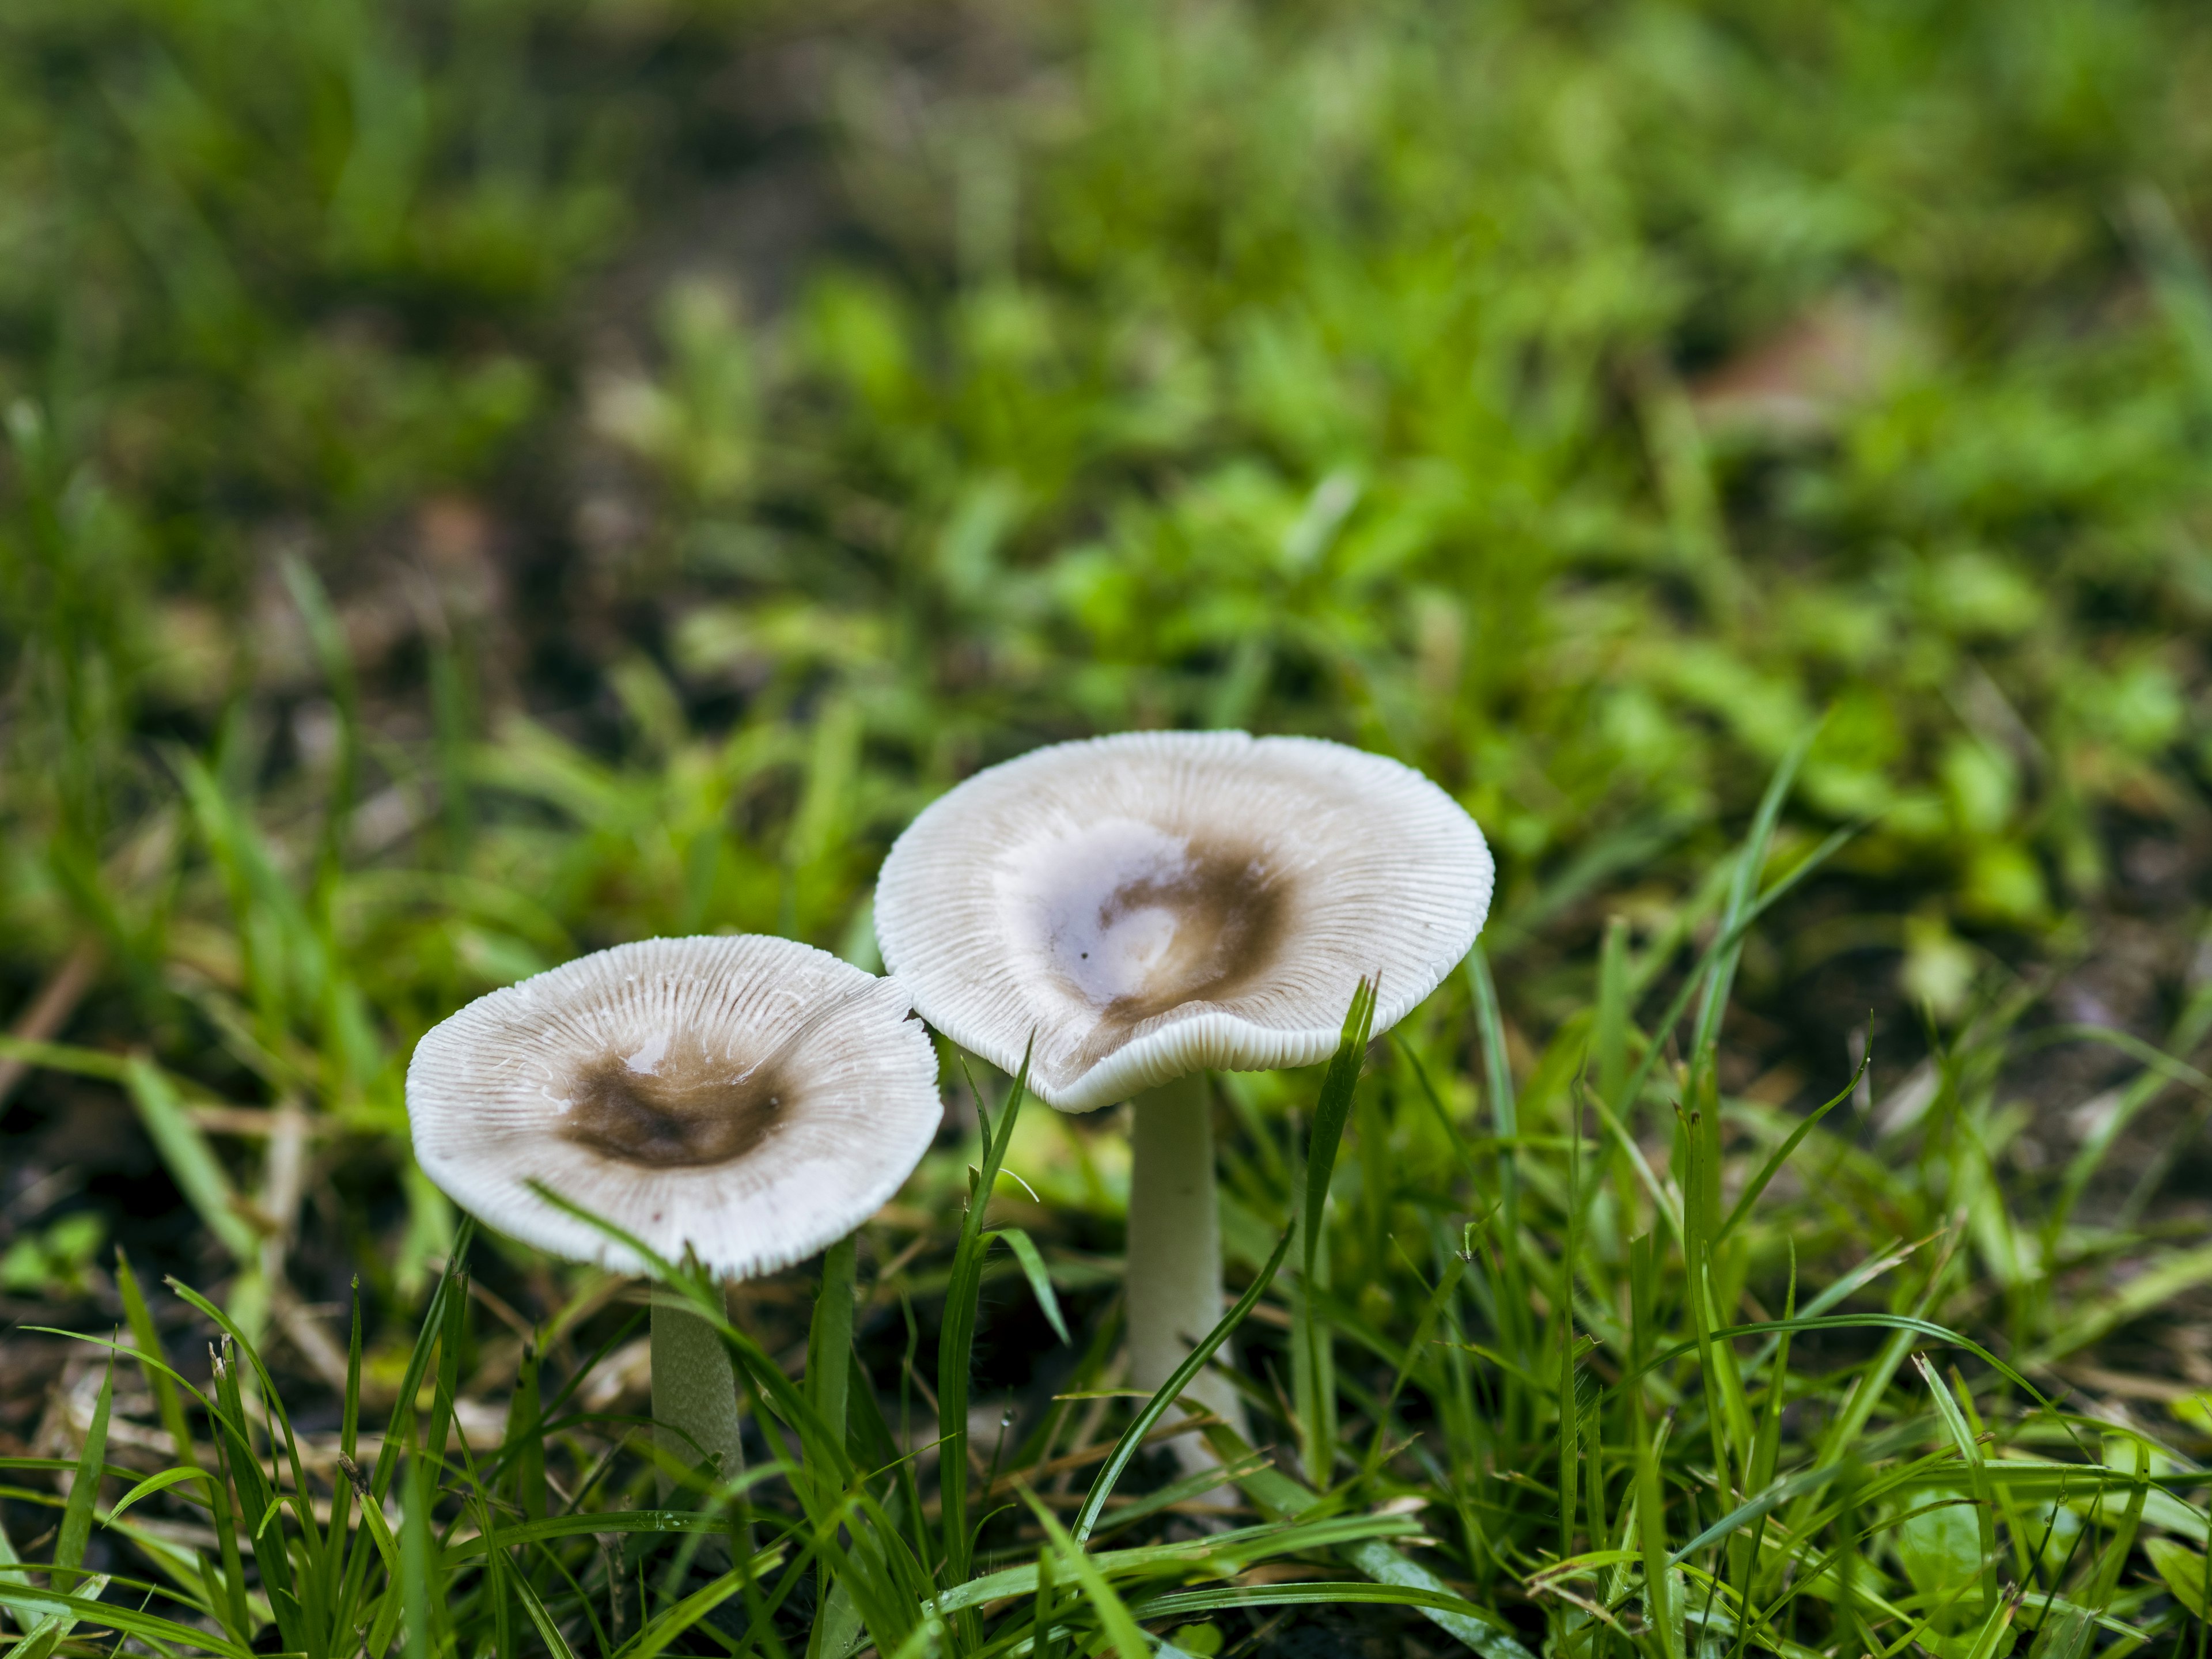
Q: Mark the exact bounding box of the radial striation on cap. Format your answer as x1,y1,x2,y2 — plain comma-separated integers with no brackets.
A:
874,730,1493,1111
406,935,940,1277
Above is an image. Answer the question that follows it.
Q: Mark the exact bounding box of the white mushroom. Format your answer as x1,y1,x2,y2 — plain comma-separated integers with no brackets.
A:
874,730,1491,1457
406,934,940,1499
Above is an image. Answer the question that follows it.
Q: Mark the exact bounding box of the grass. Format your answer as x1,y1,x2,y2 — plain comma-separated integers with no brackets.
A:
6,762,2212,1654
5,0,2212,1651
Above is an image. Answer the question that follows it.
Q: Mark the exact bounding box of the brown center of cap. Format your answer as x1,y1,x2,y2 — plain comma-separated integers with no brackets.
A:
1058,838,1286,1055
560,1046,787,1169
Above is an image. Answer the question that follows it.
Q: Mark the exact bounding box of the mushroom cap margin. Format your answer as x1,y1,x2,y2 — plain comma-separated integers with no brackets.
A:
873,730,1493,1112
404,935,941,1278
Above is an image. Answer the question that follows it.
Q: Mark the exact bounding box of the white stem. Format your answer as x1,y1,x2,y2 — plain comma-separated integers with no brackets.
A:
1126,1073,1248,1474
651,1296,747,1506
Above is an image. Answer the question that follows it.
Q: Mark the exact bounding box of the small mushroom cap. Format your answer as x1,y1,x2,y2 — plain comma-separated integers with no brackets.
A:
406,936,940,1278
874,731,1492,1112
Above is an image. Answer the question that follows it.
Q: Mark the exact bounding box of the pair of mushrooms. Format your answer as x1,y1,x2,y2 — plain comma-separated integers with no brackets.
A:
407,732,1493,1491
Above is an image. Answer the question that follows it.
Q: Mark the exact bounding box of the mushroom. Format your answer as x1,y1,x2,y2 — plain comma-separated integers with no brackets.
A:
874,730,1491,1456
406,934,940,1500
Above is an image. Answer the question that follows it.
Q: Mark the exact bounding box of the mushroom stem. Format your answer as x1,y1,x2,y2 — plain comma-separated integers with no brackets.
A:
1126,1071,1248,1471
650,1296,748,1506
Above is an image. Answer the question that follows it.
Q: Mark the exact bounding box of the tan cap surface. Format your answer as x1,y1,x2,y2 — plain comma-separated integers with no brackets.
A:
874,731,1491,1111
406,936,939,1277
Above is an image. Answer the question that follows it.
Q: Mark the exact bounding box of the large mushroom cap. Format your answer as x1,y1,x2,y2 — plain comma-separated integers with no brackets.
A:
406,936,940,1278
874,731,1492,1112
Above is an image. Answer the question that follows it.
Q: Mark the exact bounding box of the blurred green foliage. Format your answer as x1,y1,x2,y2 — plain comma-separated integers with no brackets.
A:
3,0,2212,1203
6,7,2212,1648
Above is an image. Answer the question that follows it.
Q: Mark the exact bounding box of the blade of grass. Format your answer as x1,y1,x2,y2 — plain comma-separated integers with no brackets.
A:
1690,720,1819,1062
2085,1433,2149,1615
1912,1354,1998,1628
115,1248,198,1475
991,1227,1071,1347
1020,1491,1149,1659
1072,1223,1294,1544
939,1041,1031,1620
810,1234,859,1459
1714,1052,1867,1241
1467,947,1531,1452
52,1346,112,1595
1296,979,1376,1486
805,1233,860,1659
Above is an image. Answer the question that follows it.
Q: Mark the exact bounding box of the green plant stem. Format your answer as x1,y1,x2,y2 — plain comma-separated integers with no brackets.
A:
1126,1071,1247,1467
652,1294,747,1503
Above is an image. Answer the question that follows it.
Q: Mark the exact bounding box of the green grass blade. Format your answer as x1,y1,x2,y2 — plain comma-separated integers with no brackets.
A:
617,1563,752,1659
115,1247,199,1472
1467,942,1537,1495
1071,1222,1295,1544
1,1579,240,1659
510,1556,584,1659
1339,1540,1536,1659
1558,1092,1583,1567
400,1450,434,1659
1690,721,1819,1062
939,1041,1031,1614
279,553,362,884
1630,1256,1683,1659
1908,1356,1998,1635
809,1233,859,1456
1637,1315,2056,1411
1126,1580,1502,1622
104,1465,218,1527
52,1347,112,1590
1301,978,1378,1286
990,1227,1070,1346
1714,1053,1867,1241
1609,816,1861,1152
1021,1493,1149,1659
2085,1433,2149,1613
366,1218,478,1499
1293,980,1375,1487
806,1232,860,1659
0,1502,24,1636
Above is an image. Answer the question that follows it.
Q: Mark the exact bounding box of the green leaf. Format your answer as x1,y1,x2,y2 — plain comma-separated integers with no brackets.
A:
938,1041,1031,1616
1891,1493,1983,1630
1302,977,1378,1286
8,1573,112,1659
0,1581,241,1659
2143,1537,2207,1618
509,1560,583,1659
1295,979,1377,1487
1340,1541,1535,1659
1021,1490,1150,1659
54,1349,112,1587
115,1248,199,1476
990,1226,1070,1346
0,1503,23,1636
2085,1434,2150,1613
105,1465,218,1527
934,1513,1425,1612
1071,1221,1295,1545
400,1452,434,1659
1715,1050,1868,1240
1691,719,1820,1062
1127,1580,1498,1621
616,1564,750,1659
